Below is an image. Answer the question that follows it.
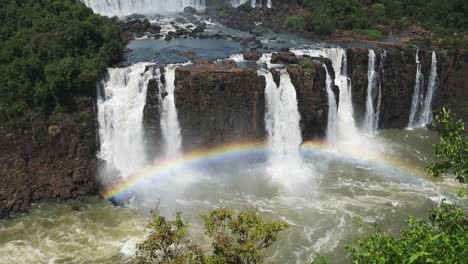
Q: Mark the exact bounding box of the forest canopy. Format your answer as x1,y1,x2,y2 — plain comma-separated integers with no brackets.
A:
0,0,124,121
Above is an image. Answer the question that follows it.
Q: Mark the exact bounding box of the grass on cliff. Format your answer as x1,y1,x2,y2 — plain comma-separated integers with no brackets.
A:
0,0,124,122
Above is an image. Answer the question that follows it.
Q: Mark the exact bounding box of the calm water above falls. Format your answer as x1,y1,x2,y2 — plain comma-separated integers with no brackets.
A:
0,129,460,264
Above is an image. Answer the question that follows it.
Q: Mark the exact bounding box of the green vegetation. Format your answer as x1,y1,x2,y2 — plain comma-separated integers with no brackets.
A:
281,0,467,48
0,0,124,121
347,201,468,263
427,107,468,195
135,208,289,264
357,29,387,41
285,15,306,31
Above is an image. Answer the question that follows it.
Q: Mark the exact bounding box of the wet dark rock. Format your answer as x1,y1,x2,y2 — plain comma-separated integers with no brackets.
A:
271,52,299,64
288,59,339,139
183,6,197,14
173,63,266,149
175,17,188,24
244,52,260,61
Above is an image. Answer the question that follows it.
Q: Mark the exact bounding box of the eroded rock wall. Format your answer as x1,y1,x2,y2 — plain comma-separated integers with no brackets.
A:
0,99,98,217
174,63,266,149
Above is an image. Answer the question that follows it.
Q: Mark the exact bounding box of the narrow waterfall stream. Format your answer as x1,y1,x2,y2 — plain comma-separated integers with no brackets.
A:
408,50,438,129
363,49,386,134
158,65,183,158
363,49,378,133
419,51,439,127
97,63,153,179
408,49,425,128
323,65,338,144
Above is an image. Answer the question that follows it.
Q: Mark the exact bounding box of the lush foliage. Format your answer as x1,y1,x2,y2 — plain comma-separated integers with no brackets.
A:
135,210,204,264
135,208,289,264
285,15,306,31
284,0,467,40
0,0,123,121
347,201,468,263
427,107,468,195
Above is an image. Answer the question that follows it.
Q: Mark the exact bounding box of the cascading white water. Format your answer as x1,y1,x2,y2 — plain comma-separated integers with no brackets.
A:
323,65,337,144
81,0,206,17
419,51,438,127
230,0,271,8
363,49,379,134
408,50,438,129
293,48,359,143
158,65,183,158
97,63,153,178
259,69,308,187
408,49,425,129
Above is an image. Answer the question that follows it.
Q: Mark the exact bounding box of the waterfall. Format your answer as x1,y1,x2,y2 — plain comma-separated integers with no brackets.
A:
97,63,153,178
419,51,438,127
157,65,183,158
408,50,438,129
259,69,308,187
408,49,425,128
230,0,271,8
323,65,337,144
292,48,358,143
363,49,381,134
81,0,206,17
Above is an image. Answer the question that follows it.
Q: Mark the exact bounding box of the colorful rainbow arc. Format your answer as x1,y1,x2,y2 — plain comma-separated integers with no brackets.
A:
102,141,423,199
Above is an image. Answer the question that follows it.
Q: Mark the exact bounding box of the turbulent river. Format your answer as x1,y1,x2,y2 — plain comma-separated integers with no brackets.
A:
0,129,459,264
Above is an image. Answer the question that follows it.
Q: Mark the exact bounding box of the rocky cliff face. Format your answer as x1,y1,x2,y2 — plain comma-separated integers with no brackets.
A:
348,46,467,129
434,50,468,126
287,59,338,140
0,100,98,217
174,63,266,149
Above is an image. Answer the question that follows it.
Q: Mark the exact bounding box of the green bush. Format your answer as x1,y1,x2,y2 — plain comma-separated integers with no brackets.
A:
285,15,306,31
347,201,468,263
0,0,123,121
427,107,468,196
135,208,289,264
358,29,387,41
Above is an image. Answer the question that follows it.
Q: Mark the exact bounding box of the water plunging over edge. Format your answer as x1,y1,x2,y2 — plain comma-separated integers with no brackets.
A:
408,50,438,129
323,65,338,145
97,63,153,179
158,65,183,158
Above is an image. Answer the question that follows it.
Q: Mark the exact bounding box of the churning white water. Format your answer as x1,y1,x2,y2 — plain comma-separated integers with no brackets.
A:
81,0,206,17
323,65,338,144
97,63,153,178
408,50,438,129
158,65,183,158
260,69,309,188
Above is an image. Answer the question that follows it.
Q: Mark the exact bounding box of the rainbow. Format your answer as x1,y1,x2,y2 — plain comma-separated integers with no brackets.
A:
102,140,425,199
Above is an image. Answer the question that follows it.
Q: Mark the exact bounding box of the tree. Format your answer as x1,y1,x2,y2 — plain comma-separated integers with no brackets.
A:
135,210,204,264
135,208,289,264
427,107,468,196
202,208,289,264
347,201,468,263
